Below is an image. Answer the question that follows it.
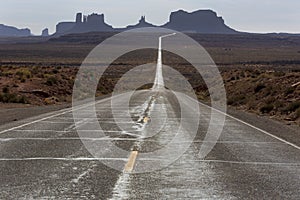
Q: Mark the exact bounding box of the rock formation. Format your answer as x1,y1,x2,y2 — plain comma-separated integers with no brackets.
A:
41,28,49,36
162,9,237,34
0,24,31,37
125,16,156,30
54,10,238,35
55,13,113,36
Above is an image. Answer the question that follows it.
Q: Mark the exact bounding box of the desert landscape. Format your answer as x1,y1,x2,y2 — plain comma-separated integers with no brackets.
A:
0,33,299,125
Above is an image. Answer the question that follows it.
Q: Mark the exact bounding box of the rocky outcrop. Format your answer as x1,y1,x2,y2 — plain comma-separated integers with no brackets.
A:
55,13,113,36
0,24,31,37
41,28,49,36
125,16,156,30
162,10,237,34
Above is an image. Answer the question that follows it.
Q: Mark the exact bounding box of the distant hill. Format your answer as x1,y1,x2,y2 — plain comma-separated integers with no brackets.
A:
162,10,237,34
0,24,31,37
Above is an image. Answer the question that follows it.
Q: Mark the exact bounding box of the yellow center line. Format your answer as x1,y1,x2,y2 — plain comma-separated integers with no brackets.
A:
143,116,150,123
124,151,138,173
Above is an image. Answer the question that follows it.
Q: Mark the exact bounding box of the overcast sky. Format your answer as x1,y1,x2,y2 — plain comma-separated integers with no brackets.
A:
1,0,299,35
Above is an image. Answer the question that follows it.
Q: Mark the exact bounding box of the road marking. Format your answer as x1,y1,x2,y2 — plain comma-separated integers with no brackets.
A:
0,102,98,135
0,109,73,135
185,95,300,151
197,159,300,166
110,173,131,200
110,151,140,199
0,157,128,161
219,110,300,150
9,130,139,133
124,151,138,173
26,121,134,124
192,141,281,144
152,33,176,90
0,137,140,141
0,93,128,135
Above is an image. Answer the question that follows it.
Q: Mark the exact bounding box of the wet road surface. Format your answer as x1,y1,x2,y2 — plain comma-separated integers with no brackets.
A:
0,89,299,199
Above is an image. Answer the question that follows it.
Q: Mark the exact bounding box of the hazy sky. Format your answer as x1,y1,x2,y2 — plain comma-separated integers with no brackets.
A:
1,0,299,35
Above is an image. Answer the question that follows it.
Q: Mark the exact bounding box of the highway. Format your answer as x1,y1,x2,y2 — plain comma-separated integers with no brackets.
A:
0,34,300,199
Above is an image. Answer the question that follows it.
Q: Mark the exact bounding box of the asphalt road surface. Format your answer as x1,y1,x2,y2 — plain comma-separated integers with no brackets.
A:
1,89,300,199
0,34,300,199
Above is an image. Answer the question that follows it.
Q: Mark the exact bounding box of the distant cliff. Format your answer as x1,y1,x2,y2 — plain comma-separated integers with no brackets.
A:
55,13,113,36
162,10,237,34
0,24,31,37
54,10,238,36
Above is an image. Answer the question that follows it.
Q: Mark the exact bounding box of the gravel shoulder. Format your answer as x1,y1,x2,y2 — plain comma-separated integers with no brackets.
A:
0,103,70,126
0,94,111,126
226,107,300,147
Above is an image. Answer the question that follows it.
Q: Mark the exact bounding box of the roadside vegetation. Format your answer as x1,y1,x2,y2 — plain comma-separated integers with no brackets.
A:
222,68,300,124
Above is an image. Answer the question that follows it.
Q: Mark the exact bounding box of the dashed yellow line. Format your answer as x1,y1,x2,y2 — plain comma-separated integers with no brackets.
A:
124,151,138,173
143,116,150,123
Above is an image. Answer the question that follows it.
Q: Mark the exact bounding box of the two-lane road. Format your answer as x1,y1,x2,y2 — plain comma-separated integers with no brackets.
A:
1,89,300,199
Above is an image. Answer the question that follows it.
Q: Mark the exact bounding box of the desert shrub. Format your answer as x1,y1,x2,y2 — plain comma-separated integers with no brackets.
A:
262,86,273,97
240,71,245,78
254,83,266,93
260,104,274,113
273,100,283,110
97,85,109,94
254,70,261,76
284,87,295,95
20,78,26,83
17,96,28,104
265,96,276,104
274,71,285,77
229,77,235,81
2,86,9,93
284,101,300,113
227,94,246,106
31,66,39,75
295,108,300,119
2,71,14,77
45,76,58,86
16,69,32,79
52,69,59,74
0,93,28,104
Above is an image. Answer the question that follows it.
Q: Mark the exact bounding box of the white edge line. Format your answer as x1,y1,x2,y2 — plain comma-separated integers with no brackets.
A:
0,157,128,161
185,95,300,151
0,95,119,135
196,159,300,166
